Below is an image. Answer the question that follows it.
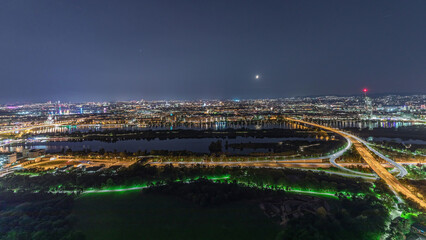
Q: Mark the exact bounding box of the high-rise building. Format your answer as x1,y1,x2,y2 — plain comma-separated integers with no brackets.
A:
363,88,373,117
7,153,17,164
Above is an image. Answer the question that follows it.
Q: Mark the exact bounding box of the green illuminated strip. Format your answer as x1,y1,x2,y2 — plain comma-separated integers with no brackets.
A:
238,182,340,199
206,175,231,181
83,175,231,195
285,189,337,198
401,211,421,219
83,183,339,199
81,175,353,200
15,172,40,176
84,185,148,194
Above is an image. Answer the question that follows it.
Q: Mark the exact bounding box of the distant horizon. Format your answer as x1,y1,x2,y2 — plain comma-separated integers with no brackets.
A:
1,91,425,105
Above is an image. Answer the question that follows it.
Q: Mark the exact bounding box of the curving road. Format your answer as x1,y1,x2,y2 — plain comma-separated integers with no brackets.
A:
284,118,407,177
347,133,407,177
285,117,425,209
326,135,376,177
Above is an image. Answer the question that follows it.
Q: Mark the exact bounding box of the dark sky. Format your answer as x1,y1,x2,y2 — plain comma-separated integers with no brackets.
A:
1,0,425,103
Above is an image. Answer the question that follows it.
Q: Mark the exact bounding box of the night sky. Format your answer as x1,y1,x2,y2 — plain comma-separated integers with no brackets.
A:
1,0,425,103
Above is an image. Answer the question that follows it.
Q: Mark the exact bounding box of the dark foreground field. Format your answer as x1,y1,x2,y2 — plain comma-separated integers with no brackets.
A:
74,192,281,240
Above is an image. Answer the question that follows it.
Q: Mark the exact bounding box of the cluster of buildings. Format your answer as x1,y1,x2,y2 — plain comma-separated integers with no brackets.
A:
0,94,424,134
0,149,45,168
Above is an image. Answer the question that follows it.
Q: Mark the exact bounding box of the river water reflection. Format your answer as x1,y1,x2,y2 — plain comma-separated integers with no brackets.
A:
2,120,423,154
1,137,320,154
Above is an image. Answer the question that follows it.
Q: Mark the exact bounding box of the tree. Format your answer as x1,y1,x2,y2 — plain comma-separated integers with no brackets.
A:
208,140,222,154
106,178,114,186
98,148,105,155
386,217,411,240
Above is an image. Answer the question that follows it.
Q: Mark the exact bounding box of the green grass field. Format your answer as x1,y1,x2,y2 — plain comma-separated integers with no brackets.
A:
74,191,281,240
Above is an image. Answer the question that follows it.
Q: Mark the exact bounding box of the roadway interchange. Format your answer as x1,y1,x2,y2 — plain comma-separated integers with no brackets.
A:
1,118,424,209
285,117,426,210
349,133,408,177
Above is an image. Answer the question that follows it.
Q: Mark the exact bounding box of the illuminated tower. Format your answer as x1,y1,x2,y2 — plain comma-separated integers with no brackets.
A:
363,88,373,118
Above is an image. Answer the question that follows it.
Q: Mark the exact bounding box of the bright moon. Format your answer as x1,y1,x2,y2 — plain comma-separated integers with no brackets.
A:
255,75,260,79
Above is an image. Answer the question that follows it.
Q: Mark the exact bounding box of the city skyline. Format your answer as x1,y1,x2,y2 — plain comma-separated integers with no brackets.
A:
1,91,425,106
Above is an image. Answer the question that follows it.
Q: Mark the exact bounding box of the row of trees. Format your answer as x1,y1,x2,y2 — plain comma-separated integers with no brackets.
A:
4,163,375,197
2,162,418,239
0,191,84,240
145,179,390,240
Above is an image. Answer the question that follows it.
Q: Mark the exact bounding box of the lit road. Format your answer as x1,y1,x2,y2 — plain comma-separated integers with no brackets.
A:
22,157,136,170
284,118,406,176
327,136,376,177
0,168,15,177
326,134,376,177
0,123,70,135
348,133,408,177
330,156,376,177
285,117,426,209
148,161,378,180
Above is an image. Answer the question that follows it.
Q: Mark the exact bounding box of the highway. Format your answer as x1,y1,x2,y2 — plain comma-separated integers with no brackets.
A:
330,156,376,177
2,118,424,208
327,135,376,177
148,161,378,180
0,168,15,177
284,117,406,176
285,117,426,210
0,122,70,135
348,133,408,177
326,134,376,177
22,157,136,170
0,120,373,179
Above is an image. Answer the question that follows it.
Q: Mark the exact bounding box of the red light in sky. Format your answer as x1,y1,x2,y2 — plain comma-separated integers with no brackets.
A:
363,88,368,93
